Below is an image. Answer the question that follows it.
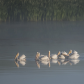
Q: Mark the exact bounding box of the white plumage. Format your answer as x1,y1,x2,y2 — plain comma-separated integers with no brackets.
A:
68,50,80,59
50,51,60,59
39,55,49,61
58,50,72,59
58,54,66,59
19,54,26,61
62,51,68,55
51,54,58,59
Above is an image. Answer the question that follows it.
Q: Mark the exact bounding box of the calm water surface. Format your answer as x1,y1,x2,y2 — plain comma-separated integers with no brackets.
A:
0,21,84,84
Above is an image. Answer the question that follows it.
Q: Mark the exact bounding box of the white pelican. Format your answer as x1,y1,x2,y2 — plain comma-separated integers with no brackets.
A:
58,54,65,59
68,50,80,59
58,50,72,59
14,53,26,61
50,51,60,59
62,51,68,55
35,51,50,61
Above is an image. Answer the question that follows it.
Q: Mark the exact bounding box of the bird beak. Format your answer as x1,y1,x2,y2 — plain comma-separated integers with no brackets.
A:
14,53,19,60
68,50,72,56
57,51,60,56
48,51,50,58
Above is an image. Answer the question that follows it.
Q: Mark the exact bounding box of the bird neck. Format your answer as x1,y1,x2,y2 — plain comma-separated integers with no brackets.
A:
35,53,39,60
48,51,50,58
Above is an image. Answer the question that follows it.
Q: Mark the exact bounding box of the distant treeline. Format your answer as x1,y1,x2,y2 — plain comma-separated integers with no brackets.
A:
0,0,84,22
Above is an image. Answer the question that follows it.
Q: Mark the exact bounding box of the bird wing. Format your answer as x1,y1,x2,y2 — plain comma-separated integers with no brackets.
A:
19,54,26,60
40,56,48,60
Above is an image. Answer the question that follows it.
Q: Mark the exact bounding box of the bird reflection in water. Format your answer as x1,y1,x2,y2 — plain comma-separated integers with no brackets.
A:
51,59,58,64
15,60,26,68
35,50,80,68
15,61,26,67
36,61,40,69
69,59,80,65
57,59,80,65
36,59,80,68
36,60,50,69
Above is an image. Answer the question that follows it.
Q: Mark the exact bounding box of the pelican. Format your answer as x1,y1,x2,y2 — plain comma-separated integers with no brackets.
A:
58,50,72,59
68,50,80,59
50,51,60,59
35,51,50,61
14,53,26,61
62,51,68,55
62,50,72,56
58,54,65,59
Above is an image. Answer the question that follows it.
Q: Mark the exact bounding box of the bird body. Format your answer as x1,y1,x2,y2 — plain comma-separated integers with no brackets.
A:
68,51,79,59
58,54,66,59
39,55,49,61
51,54,58,59
35,51,50,61
58,50,72,59
50,51,60,59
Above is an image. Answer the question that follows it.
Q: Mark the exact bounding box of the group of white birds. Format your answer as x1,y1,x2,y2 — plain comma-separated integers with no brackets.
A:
35,50,80,68
14,50,80,68
35,50,80,61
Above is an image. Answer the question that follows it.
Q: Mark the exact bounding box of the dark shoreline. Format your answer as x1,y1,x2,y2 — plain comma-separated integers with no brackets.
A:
0,0,84,22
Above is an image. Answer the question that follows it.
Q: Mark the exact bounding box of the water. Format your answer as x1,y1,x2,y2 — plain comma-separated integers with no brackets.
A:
0,21,84,84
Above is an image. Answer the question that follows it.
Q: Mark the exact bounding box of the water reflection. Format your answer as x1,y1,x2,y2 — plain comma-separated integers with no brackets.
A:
51,59,58,64
69,59,80,65
56,59,80,65
36,61,40,69
14,60,26,68
36,60,50,69
36,59,80,68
